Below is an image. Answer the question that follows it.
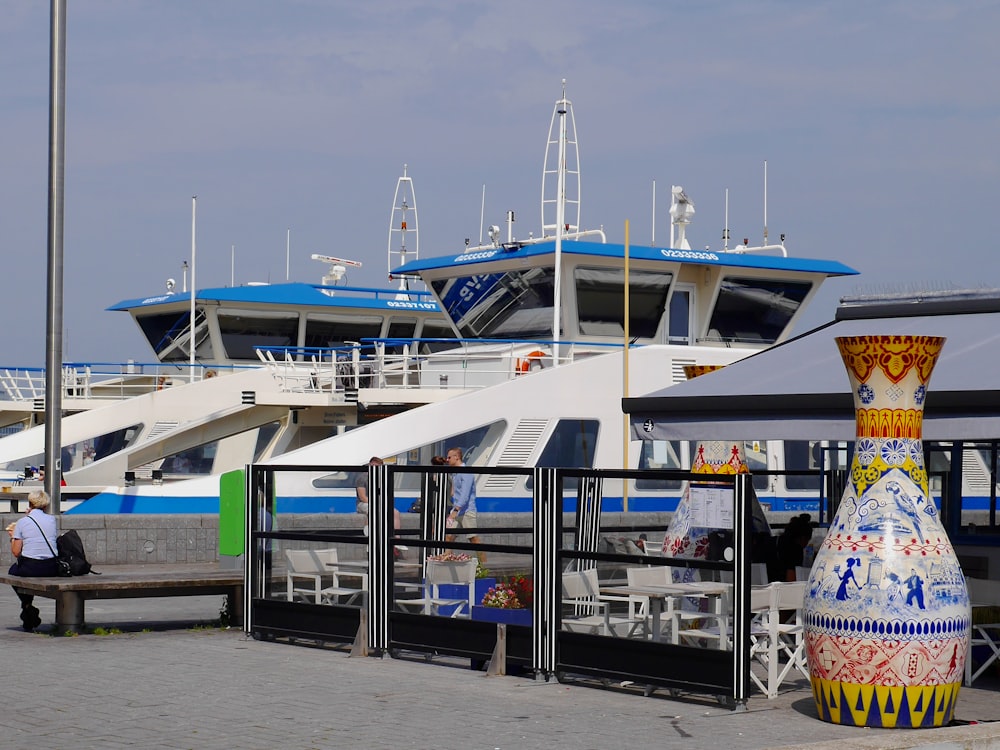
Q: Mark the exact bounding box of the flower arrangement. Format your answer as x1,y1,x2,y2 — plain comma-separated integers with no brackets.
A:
481,582,523,609
481,574,533,609
427,552,472,562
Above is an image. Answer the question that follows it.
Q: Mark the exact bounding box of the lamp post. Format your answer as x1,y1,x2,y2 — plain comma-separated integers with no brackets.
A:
44,0,67,512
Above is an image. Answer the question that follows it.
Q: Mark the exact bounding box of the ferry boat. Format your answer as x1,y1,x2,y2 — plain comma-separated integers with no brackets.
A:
55,86,866,514
0,167,454,503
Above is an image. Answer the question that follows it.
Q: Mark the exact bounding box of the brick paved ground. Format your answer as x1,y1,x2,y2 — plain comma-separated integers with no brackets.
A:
1,584,998,750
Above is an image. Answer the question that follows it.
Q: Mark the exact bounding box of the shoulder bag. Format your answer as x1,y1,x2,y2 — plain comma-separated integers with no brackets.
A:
24,514,72,577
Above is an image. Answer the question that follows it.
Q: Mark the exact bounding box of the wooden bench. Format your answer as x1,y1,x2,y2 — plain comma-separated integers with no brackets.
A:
0,563,244,633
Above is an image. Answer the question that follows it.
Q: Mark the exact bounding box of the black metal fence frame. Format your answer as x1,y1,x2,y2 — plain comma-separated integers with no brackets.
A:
245,463,760,708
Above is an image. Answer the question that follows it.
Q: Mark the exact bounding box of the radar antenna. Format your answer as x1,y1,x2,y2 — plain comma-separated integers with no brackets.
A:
669,186,695,250
311,254,362,287
387,164,419,296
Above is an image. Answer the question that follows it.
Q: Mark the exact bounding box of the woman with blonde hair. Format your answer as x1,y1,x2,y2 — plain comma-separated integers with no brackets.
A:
7,489,60,630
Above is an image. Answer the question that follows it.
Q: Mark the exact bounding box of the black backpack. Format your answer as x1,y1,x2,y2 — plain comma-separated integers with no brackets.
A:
56,529,96,576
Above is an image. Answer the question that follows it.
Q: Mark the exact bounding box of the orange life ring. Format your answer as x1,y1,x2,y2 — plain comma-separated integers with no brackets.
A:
515,350,547,375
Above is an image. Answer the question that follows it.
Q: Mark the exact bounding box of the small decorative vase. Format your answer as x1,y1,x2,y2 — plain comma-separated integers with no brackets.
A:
803,335,970,728
661,364,772,573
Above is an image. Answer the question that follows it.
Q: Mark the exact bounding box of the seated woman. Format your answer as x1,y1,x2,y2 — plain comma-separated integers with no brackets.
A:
7,490,60,631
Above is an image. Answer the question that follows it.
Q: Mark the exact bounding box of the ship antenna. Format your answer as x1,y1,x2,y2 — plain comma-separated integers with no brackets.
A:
479,184,486,246
722,187,730,251
763,159,768,246
387,164,419,296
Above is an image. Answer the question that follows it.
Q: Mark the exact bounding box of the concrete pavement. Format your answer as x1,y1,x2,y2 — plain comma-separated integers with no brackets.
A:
2,586,999,750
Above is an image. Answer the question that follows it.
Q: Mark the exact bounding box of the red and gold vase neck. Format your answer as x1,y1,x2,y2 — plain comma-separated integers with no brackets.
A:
683,364,724,380
836,336,945,439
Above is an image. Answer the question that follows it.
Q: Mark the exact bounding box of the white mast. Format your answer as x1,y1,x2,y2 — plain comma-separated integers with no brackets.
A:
387,164,419,297
544,80,576,368
190,196,197,372
541,80,580,237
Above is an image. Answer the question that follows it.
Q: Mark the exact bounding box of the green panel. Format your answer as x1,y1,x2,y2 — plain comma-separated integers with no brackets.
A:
219,469,246,556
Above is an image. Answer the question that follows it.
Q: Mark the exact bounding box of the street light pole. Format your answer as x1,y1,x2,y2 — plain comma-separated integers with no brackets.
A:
44,0,67,513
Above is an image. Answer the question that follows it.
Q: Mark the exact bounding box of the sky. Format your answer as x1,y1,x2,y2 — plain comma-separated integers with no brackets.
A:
1,1,999,366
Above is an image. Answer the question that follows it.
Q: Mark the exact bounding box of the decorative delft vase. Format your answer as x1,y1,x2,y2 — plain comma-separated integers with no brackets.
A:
804,335,970,728
661,365,771,575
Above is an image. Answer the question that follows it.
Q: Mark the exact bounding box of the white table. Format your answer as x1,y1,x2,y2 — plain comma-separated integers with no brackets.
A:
601,581,731,644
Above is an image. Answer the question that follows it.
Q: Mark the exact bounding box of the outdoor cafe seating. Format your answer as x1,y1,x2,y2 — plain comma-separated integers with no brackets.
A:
285,548,366,605
967,576,1000,686
561,568,645,637
396,558,478,617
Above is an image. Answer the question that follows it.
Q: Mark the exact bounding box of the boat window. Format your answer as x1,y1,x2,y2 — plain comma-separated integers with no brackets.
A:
311,421,506,490
94,424,143,461
635,439,685,490
303,312,384,351
11,424,146,474
743,441,771,491
218,309,299,360
431,267,556,339
784,440,824,491
252,422,282,462
418,319,458,353
707,277,812,344
667,286,692,345
159,442,218,476
8,446,76,475
525,419,600,491
574,267,670,339
136,311,203,360
538,419,600,469
385,317,417,355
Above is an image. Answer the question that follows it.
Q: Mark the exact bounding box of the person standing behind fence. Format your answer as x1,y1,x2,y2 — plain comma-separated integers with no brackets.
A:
445,447,484,564
7,490,60,631
355,457,402,550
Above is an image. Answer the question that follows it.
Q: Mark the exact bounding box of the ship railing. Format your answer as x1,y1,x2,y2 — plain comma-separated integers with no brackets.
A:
0,362,251,406
255,339,622,395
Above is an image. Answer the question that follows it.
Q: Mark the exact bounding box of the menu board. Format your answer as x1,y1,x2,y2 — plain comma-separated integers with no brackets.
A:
688,485,733,529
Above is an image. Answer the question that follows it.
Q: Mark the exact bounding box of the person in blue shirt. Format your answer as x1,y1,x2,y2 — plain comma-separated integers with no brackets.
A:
7,490,60,631
445,447,484,563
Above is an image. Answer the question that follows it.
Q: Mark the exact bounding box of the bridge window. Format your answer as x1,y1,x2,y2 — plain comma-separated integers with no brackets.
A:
431,267,556,339
418,319,458,353
707,277,812,344
303,313,383,350
574,267,671,339
136,311,186,356
218,309,298,360
384,317,417,355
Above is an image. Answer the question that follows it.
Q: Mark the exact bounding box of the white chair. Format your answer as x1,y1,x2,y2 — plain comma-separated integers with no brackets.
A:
397,559,477,617
675,584,733,650
285,548,365,605
966,577,1000,686
748,584,780,697
561,568,644,638
625,566,675,641
773,581,808,681
748,581,808,698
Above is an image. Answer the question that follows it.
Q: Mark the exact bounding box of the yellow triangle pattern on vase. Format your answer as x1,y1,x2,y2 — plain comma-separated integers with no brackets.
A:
811,677,960,728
